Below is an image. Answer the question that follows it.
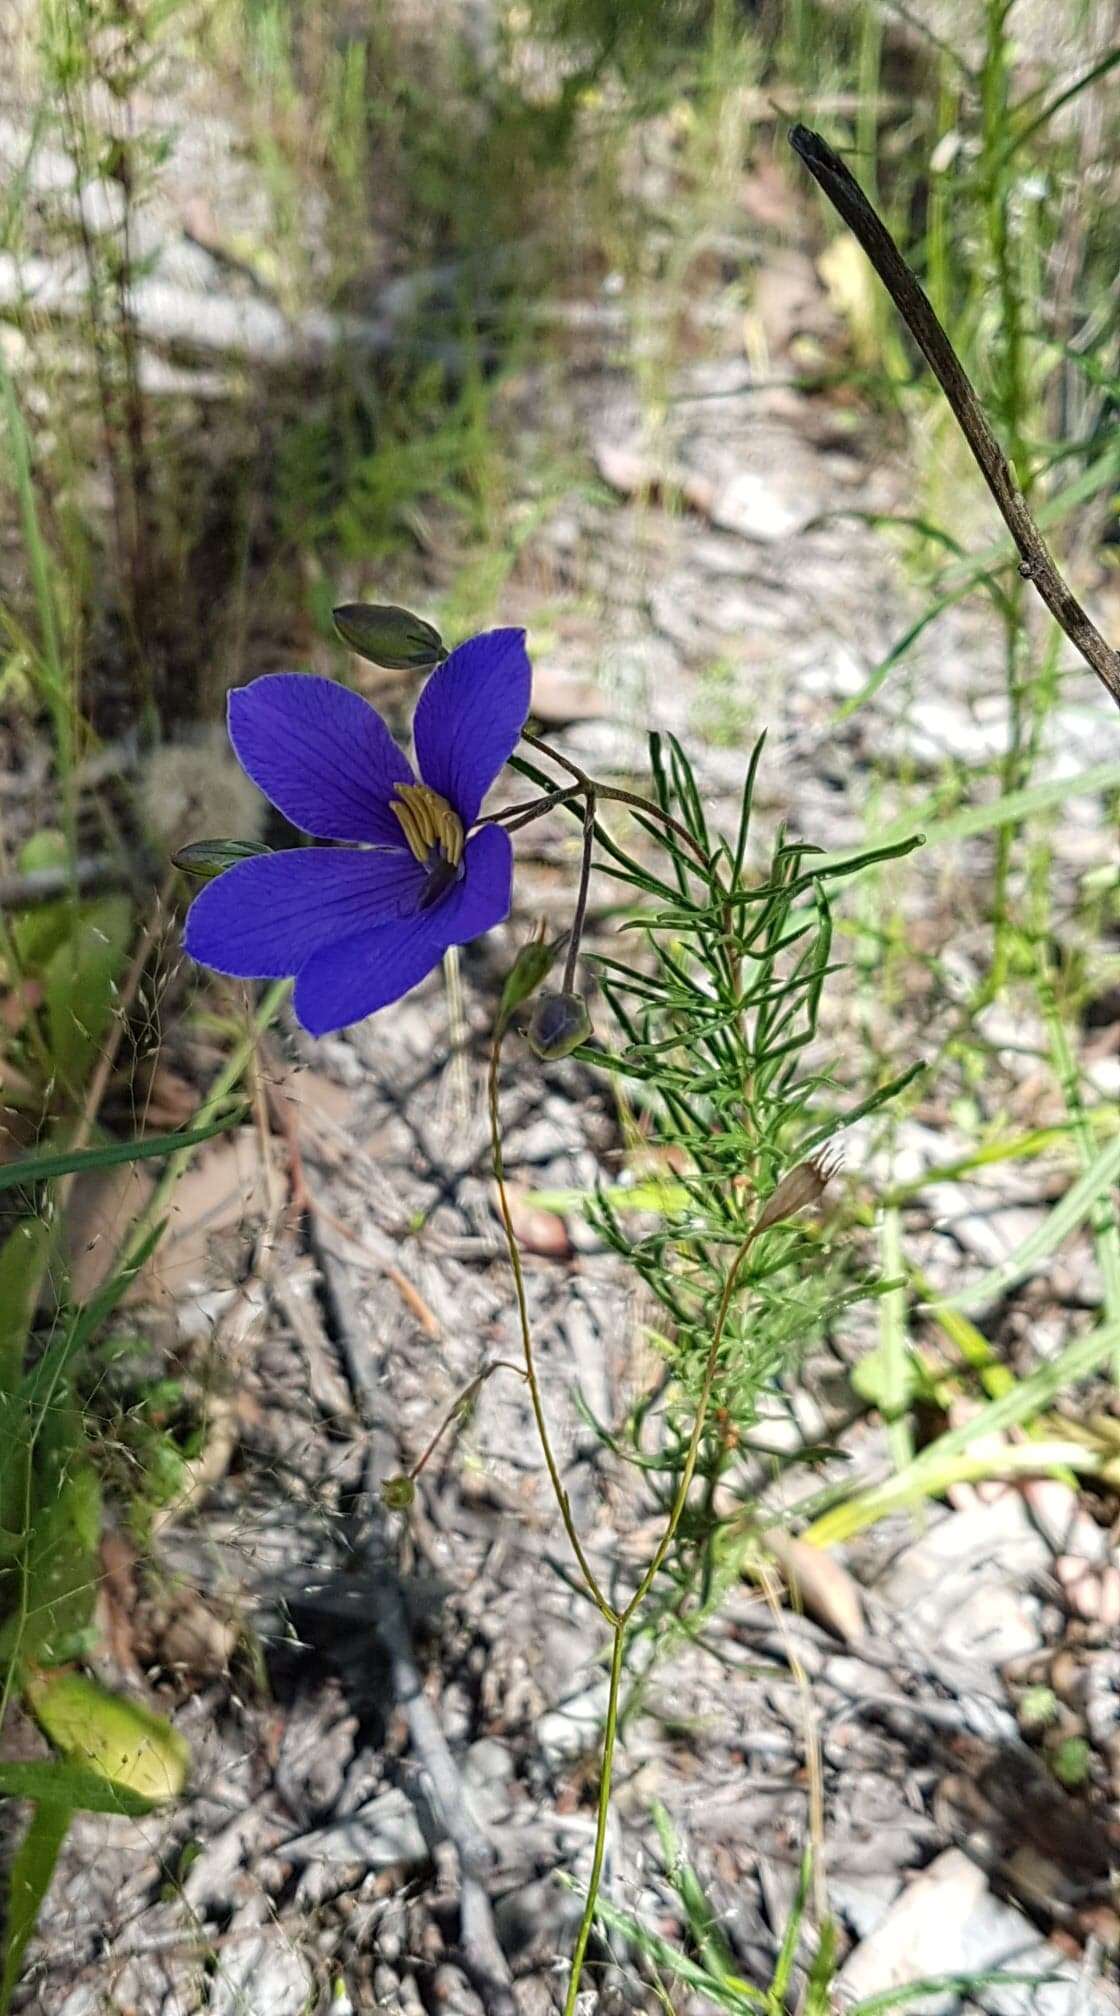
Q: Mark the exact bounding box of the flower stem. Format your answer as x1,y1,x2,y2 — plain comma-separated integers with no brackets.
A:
559,1223,764,2010
520,727,710,868
486,781,586,832
407,1360,526,1482
562,795,596,996
563,1620,625,2016
623,1218,760,1622
487,1024,619,1627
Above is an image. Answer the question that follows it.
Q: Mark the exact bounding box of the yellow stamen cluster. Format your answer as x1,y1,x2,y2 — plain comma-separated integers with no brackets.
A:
391,782,464,867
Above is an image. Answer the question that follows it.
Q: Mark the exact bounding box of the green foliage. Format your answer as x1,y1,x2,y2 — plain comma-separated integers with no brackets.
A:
3,854,131,1111
0,1801,71,2015
43,896,131,1092
0,1115,244,1196
0,1760,158,1815
569,731,916,1587
23,1669,189,1801
591,1823,1051,2015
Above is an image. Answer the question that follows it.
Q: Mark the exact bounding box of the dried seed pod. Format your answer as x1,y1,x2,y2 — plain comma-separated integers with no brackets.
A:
753,1141,843,1235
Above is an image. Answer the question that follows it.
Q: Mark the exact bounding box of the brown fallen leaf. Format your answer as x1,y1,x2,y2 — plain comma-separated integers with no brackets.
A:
141,1585,241,1680
152,1127,267,1296
64,1158,160,1305
761,1527,864,1643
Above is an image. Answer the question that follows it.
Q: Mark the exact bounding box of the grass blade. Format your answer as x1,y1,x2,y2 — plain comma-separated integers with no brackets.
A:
0,1802,71,2013
0,1113,244,1193
934,1133,1120,1314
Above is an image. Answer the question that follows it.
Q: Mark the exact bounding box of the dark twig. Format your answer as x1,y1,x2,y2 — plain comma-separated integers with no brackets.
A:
789,124,1120,710
305,1207,516,2015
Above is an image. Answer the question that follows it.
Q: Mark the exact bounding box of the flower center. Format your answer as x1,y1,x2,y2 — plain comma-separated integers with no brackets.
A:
391,782,464,869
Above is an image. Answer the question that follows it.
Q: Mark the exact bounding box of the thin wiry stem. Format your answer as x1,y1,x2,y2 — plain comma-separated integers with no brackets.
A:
521,727,712,866
562,796,596,996
407,1361,527,1483
623,1217,762,1623
563,1622,625,2016
487,1024,619,1628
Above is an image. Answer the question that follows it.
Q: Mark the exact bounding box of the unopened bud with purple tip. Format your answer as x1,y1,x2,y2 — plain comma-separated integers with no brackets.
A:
527,989,592,1061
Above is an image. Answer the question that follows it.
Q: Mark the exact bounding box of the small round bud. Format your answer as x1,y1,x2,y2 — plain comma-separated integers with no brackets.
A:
333,603,447,671
380,1475,416,1512
527,990,592,1061
171,839,272,879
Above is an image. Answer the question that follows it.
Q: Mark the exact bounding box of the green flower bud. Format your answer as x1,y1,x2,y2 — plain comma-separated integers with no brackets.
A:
333,603,447,671
527,990,592,1060
380,1475,416,1512
498,932,565,1023
171,839,272,879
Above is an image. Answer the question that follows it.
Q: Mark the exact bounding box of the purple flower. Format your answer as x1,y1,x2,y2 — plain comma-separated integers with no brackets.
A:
183,629,530,1036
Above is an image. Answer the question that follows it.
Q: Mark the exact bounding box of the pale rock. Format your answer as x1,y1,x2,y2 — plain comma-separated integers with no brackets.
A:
208,1927,313,2016
709,468,804,543
839,1847,1118,2015
537,1681,610,1765
872,1494,1049,1664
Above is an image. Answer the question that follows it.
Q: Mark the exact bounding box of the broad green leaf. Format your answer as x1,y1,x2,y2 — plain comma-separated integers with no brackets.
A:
0,1759,157,1814
24,1670,189,1801
0,1460,100,1668
0,1421,31,1556
0,1113,242,1193
0,1800,70,2013
11,830,71,971
17,1220,166,1416
0,1219,48,1398
43,895,131,1089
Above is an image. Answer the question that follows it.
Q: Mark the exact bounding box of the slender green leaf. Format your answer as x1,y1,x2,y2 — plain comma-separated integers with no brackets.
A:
0,1760,156,1815
813,762,1120,878
934,1134,1120,1314
0,1801,71,2013
0,1114,243,1193
808,1317,1120,1545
